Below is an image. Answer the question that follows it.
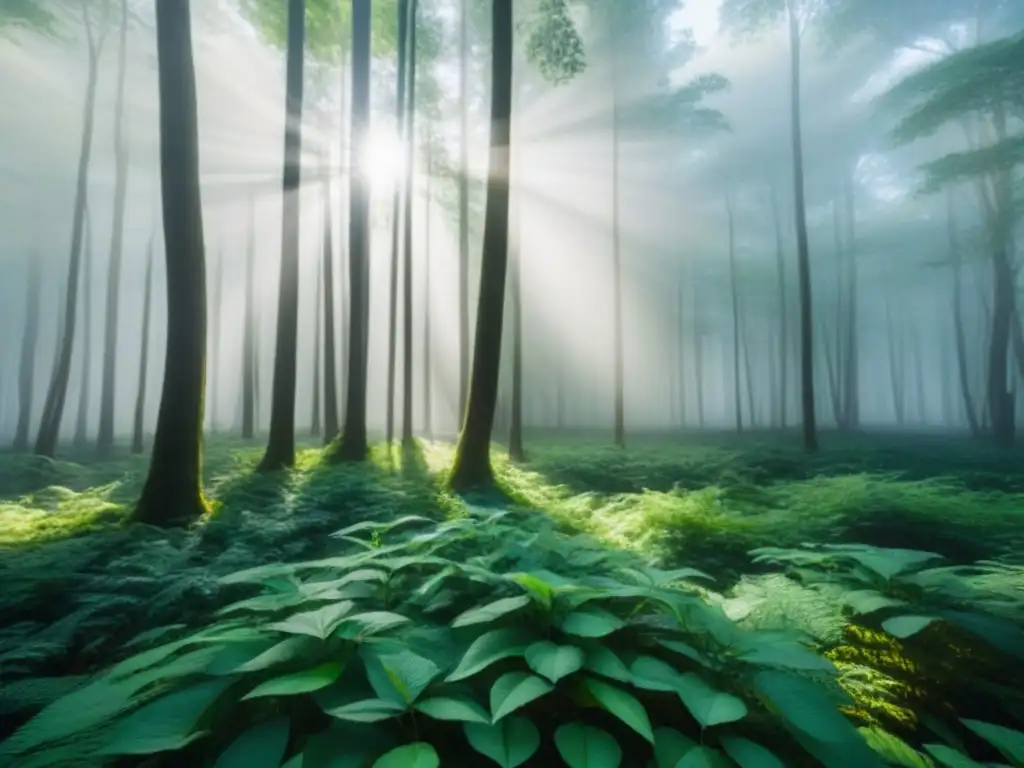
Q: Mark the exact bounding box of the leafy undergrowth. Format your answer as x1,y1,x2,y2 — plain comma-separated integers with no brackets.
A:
1,433,1022,766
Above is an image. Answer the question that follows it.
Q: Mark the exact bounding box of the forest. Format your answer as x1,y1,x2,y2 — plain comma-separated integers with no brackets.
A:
0,0,1023,766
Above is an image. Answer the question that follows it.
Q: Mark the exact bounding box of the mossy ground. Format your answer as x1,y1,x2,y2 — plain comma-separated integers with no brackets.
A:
1,430,1021,749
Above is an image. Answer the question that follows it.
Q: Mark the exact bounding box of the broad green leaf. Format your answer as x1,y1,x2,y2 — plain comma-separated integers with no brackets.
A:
414,696,490,723
560,607,626,638
281,755,302,768
678,746,729,767
584,646,634,683
335,611,411,640
843,590,908,615
719,736,785,768
362,649,440,706
372,742,439,768
212,717,290,768
737,644,836,672
206,640,281,675
490,672,554,721
218,592,307,615
243,661,344,700
960,719,1024,764
268,601,355,639
323,698,407,723
525,641,584,683
858,727,934,768
922,744,986,768
753,671,857,744
675,673,747,728
630,655,683,692
882,616,940,639
464,716,541,768
99,680,230,755
654,727,699,768
336,568,389,586
511,573,557,611
844,548,942,580
554,722,622,768
446,628,534,682
452,595,533,628
657,639,712,668
227,636,321,674
584,677,654,743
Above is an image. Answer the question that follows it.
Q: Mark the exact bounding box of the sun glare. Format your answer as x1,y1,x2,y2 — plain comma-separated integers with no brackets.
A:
362,128,405,183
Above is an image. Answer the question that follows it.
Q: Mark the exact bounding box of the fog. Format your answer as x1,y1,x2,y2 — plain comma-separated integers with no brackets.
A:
0,0,1021,446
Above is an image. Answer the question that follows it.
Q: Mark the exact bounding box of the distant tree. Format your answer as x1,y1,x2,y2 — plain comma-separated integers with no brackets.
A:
208,247,224,434
0,1,57,34
258,0,306,471
132,231,156,454
134,0,210,527
13,255,41,452
241,194,258,441
320,169,339,442
401,0,419,451
73,206,95,448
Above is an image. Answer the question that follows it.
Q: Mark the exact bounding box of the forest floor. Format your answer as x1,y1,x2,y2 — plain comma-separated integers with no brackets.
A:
2,430,1023,754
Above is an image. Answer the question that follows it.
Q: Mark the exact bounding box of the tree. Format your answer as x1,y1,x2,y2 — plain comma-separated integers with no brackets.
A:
13,254,41,452
401,0,419,451
132,231,156,454
320,171,339,442
725,190,743,432
335,0,373,463
241,194,258,441
73,206,94,448
96,0,131,455
457,0,471,428
134,0,210,527
258,0,306,471
720,0,820,452
208,247,224,434
0,1,57,34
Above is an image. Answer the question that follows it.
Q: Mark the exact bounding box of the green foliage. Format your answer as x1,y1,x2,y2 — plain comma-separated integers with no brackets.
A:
0,0,58,35
520,0,586,85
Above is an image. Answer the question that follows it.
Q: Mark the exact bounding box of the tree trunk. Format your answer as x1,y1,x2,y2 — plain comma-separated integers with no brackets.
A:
401,0,419,451
842,176,859,428
885,299,905,426
912,325,927,424
611,31,625,449
132,232,156,454
693,274,704,428
741,302,756,428
829,193,846,428
786,1,818,452
508,117,524,463
336,0,373,463
675,271,686,428
457,0,470,426
448,0,513,491
258,0,306,471
423,131,433,438
73,207,94,448
35,12,105,458
13,255,42,451
948,191,981,435
770,184,787,428
96,0,130,455
726,191,742,433
134,0,210,527
311,240,322,437
321,170,339,442
208,247,223,434
242,194,257,440
335,53,350,429
386,0,411,449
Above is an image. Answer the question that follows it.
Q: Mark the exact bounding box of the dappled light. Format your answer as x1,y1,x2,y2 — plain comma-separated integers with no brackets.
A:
1,0,1023,766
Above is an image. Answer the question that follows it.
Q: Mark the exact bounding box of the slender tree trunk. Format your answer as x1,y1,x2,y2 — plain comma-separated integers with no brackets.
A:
311,244,322,437
912,325,927,424
770,184,788,428
885,299,905,426
208,248,223,434
73,207,94,448
741,303,756,428
132,232,156,454
610,36,625,449
241,194,257,440
258,0,306,471
726,191,742,433
423,131,433,438
386,0,411,449
401,0,419,450
336,0,372,462
448,0,513,491
822,315,841,424
457,0,470,426
508,116,525,462
134,0,210,527
35,11,106,458
321,169,339,442
335,54,350,428
786,1,818,452
842,176,859,428
14,255,42,451
693,275,704,428
830,193,847,428
948,191,981,435
96,0,130,455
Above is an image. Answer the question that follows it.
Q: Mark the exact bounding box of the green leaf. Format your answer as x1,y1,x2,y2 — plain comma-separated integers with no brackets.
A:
858,727,934,768
960,719,1024,764
490,672,554,721
511,573,557,611
630,655,683,692
452,595,533,628
525,641,584,683
464,716,541,768
335,611,411,640
324,698,407,723
362,648,441,706
753,671,857,744
657,639,712,668
243,661,344,700
414,696,490,723
678,746,729,767
560,607,625,638
674,673,747,728
446,628,534,682
584,677,654,743
843,590,908,615
654,727,700,768
554,722,623,768
584,646,634,683
220,636,321,674
737,643,836,672
99,680,230,755
372,742,439,768
719,736,785,768
882,616,939,639
268,601,355,639
212,717,290,768
922,744,986,768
